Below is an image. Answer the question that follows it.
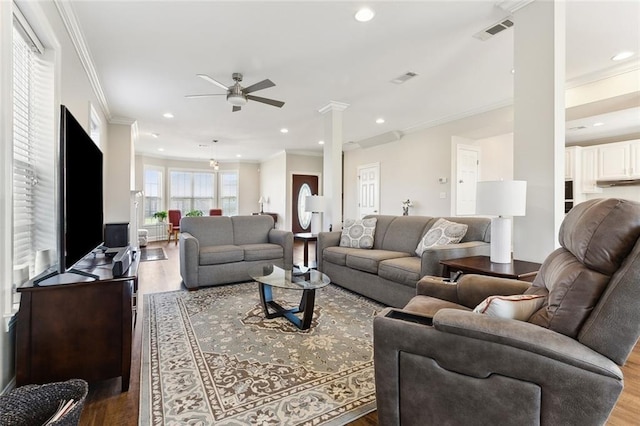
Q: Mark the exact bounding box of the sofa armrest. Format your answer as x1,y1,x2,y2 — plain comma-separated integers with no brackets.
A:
317,231,341,271
420,241,490,277
268,229,294,268
179,232,200,289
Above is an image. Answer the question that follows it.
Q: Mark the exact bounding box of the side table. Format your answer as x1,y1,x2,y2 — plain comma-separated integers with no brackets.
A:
440,255,542,282
293,233,317,268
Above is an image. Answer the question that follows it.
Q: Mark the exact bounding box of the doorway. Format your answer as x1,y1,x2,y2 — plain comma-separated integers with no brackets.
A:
357,163,380,218
292,174,319,233
455,145,480,215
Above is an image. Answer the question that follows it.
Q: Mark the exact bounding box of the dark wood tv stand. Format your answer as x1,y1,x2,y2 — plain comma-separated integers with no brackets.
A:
16,250,139,391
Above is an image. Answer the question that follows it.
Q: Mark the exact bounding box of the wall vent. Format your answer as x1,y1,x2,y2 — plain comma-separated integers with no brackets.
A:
473,18,514,41
390,72,418,84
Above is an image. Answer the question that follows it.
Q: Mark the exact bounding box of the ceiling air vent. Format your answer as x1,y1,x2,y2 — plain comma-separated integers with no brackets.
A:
473,18,514,41
567,126,588,132
390,72,418,85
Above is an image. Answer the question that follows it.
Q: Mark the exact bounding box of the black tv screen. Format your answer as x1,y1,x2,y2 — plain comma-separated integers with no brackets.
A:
59,105,104,271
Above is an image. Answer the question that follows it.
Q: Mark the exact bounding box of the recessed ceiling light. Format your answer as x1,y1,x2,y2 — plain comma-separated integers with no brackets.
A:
280,128,289,134
355,7,375,22
158,148,164,152
318,140,325,145
151,133,159,138
376,118,385,124
611,51,634,61
163,112,174,118
236,154,242,158
593,122,605,127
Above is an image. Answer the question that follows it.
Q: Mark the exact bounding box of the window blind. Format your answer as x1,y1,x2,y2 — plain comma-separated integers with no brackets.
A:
12,16,55,279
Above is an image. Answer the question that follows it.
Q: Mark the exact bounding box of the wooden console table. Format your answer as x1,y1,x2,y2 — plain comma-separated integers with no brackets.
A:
16,250,139,391
440,255,541,282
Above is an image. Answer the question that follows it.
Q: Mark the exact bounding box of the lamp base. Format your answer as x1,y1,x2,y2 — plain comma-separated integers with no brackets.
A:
310,213,322,235
490,217,512,264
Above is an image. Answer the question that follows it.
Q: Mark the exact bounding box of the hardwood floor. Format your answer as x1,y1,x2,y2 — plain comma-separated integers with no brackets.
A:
79,239,640,425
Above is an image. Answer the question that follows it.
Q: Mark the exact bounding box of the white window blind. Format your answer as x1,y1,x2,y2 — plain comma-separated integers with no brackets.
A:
12,14,55,280
143,167,163,223
169,170,215,214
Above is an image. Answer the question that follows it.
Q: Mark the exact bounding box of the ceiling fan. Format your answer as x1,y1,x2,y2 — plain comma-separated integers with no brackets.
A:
186,73,285,112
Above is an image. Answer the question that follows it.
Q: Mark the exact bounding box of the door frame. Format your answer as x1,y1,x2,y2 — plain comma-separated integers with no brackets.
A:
357,162,380,218
451,140,481,216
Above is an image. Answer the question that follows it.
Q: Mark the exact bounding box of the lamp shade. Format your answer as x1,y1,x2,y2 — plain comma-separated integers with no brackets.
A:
258,196,265,204
305,195,325,213
476,180,527,216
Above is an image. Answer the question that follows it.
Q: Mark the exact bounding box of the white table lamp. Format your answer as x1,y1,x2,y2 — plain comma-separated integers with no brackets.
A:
258,196,266,214
476,180,527,264
305,195,325,235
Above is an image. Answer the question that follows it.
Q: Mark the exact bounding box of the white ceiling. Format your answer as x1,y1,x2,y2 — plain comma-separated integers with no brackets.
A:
68,1,640,163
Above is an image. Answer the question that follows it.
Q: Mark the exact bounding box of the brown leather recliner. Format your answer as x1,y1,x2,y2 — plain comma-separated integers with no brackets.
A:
374,198,640,425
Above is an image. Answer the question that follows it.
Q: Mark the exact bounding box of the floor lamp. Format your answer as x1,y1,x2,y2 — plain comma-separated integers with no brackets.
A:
305,195,325,235
476,180,527,264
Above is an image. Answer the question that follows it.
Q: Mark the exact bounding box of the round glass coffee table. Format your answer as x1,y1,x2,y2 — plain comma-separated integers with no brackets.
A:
248,263,330,330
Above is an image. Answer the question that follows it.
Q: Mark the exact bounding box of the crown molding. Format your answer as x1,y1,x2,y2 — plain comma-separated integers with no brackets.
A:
495,0,535,14
110,116,136,126
318,101,350,114
53,0,111,121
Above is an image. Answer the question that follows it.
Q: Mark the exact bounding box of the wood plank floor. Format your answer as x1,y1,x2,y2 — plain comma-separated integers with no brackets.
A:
79,240,640,425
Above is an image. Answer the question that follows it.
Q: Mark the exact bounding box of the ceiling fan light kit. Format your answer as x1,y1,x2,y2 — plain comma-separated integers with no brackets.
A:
188,72,284,112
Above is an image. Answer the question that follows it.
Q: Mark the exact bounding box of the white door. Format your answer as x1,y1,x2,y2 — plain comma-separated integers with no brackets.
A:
456,146,480,215
358,163,380,218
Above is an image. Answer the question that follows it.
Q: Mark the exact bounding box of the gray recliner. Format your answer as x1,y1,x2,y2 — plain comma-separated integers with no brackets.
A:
373,198,640,425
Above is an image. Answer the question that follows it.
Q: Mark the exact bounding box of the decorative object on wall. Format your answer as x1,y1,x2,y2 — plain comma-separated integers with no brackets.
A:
258,196,266,214
401,199,413,216
305,195,325,234
209,139,219,170
476,180,527,263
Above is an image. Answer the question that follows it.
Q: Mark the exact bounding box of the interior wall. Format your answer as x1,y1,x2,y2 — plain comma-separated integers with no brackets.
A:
259,152,287,229
476,133,514,181
237,162,260,216
105,123,133,223
343,106,514,221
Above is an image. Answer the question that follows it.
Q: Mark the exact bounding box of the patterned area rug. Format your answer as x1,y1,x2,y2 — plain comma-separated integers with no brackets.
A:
139,247,168,262
140,282,383,425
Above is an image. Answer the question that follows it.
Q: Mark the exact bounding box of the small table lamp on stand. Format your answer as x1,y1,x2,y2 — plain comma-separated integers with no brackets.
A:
305,195,325,235
476,180,527,264
258,196,265,214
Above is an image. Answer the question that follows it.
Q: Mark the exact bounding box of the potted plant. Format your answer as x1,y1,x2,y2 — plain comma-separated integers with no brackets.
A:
186,210,203,217
153,211,167,222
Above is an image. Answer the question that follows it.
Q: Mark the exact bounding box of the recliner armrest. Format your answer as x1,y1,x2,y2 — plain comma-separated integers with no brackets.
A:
433,308,622,379
455,274,532,308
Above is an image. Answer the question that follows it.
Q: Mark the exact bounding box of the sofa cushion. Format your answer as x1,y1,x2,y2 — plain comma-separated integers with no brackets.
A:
200,245,244,265
474,294,546,321
181,216,234,247
346,250,411,274
242,243,284,262
378,257,422,287
231,215,273,245
323,246,357,266
415,218,468,256
340,218,377,248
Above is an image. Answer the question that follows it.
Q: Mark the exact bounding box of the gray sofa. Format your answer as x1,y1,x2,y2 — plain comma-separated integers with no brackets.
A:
179,215,293,289
317,215,492,308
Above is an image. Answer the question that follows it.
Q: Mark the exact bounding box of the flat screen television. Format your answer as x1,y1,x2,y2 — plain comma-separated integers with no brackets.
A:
35,105,104,285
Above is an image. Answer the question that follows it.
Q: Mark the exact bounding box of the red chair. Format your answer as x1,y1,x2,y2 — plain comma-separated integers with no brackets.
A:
167,210,181,245
209,209,222,216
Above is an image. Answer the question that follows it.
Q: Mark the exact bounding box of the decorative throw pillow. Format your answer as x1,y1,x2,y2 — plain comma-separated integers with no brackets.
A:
415,218,468,256
340,218,377,249
473,294,546,321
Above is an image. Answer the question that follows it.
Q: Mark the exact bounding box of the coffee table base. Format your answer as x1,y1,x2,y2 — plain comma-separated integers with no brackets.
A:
258,283,316,330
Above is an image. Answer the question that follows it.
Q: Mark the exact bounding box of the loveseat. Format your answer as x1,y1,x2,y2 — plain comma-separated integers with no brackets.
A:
317,215,491,307
179,215,293,289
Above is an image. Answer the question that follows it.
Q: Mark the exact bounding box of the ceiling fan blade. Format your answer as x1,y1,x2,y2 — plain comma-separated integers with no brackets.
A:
246,95,285,108
197,74,229,91
232,106,241,112
184,94,226,98
243,79,275,94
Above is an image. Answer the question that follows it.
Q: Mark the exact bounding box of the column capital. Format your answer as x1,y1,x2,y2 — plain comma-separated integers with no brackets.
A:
318,101,350,114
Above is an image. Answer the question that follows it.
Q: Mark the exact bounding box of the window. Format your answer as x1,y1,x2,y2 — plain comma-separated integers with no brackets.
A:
219,171,238,216
169,170,215,214
12,9,55,281
143,167,163,223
